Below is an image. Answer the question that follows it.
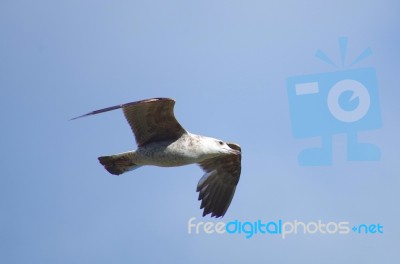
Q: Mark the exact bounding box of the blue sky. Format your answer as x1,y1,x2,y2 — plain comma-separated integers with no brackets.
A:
1,0,399,263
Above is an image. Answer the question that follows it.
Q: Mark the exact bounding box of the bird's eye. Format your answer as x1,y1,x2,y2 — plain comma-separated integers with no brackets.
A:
218,141,224,145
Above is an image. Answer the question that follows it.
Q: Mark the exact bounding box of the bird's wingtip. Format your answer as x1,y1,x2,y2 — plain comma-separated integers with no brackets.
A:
69,113,90,121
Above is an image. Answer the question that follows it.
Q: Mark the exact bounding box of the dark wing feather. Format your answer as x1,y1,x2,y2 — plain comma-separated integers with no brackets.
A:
197,143,241,218
121,98,186,146
71,98,187,146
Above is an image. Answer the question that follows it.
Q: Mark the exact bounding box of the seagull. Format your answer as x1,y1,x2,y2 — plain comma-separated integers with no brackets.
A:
72,98,241,218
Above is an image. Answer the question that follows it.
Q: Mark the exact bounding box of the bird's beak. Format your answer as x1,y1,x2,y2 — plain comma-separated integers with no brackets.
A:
229,148,241,155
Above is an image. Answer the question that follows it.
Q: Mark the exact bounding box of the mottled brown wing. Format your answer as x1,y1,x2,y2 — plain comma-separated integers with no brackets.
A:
71,98,187,146
121,98,187,146
197,143,241,218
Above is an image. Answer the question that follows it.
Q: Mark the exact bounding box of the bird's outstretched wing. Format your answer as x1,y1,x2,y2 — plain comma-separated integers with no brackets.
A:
197,143,241,218
71,98,187,146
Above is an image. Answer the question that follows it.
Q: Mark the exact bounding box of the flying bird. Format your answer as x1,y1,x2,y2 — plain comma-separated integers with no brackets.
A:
72,98,241,218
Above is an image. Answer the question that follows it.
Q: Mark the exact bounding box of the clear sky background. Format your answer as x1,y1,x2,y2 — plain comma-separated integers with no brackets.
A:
1,0,399,263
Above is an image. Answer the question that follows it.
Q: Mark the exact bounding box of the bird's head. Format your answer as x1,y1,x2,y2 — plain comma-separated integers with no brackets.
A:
202,137,241,157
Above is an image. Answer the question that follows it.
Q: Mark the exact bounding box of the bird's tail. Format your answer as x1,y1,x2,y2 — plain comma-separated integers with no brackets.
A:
98,152,141,175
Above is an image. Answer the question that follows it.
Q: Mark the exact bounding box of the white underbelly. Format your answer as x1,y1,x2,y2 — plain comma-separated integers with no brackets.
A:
134,141,203,167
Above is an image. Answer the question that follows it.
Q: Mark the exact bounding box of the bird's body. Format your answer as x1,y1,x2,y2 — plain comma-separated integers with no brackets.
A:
72,98,241,218
130,133,230,166
99,133,234,173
